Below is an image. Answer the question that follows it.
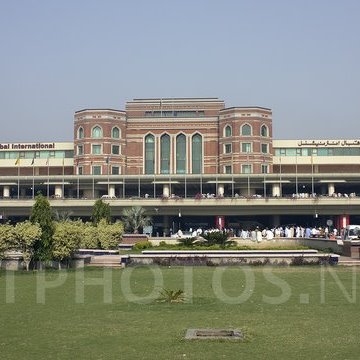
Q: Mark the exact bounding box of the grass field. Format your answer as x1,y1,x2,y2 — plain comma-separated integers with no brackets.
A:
0,266,359,360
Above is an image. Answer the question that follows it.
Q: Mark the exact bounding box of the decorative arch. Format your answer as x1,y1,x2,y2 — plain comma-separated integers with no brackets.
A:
112,126,120,139
144,134,155,174
176,133,186,174
224,125,232,137
192,133,202,174
241,123,252,136
78,126,84,139
261,124,268,137
160,133,170,174
92,125,103,138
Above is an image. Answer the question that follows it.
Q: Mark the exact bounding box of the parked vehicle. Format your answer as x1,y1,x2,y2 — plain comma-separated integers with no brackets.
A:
344,225,360,240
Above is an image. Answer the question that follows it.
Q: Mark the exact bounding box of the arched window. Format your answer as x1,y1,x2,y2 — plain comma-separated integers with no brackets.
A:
112,127,120,138
160,134,170,174
241,124,252,136
261,125,268,137
224,125,232,137
176,134,186,174
192,134,202,174
145,134,155,174
78,127,84,139
92,126,102,138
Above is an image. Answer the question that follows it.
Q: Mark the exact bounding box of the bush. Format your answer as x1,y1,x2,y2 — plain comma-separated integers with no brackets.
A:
203,230,231,247
133,240,153,250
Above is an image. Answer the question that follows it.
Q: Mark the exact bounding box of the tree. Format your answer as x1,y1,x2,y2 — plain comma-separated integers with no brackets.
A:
97,219,123,249
91,199,111,225
13,221,42,271
52,220,82,268
30,193,55,261
53,210,73,222
80,222,99,249
121,206,151,234
0,223,14,260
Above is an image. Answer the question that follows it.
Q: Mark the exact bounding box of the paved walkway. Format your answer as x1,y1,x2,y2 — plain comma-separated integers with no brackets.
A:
338,256,360,266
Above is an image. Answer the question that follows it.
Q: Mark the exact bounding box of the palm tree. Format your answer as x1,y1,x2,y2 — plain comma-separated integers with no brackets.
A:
121,206,151,234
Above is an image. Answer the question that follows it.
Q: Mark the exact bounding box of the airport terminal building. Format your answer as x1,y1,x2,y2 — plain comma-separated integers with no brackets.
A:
1,97,360,234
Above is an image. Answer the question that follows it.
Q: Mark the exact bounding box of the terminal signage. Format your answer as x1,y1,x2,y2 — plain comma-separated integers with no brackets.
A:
0,143,56,150
298,140,360,147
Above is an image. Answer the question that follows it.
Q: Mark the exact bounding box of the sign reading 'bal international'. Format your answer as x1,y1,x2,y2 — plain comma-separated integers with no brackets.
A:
0,143,56,150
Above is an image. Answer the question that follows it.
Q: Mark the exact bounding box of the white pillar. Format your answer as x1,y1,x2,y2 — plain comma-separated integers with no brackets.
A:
109,184,116,198
54,185,63,198
163,184,170,198
218,183,224,197
328,183,335,196
272,183,281,197
3,186,10,198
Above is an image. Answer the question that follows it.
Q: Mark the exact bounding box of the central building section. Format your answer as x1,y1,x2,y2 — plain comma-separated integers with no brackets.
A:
125,98,224,175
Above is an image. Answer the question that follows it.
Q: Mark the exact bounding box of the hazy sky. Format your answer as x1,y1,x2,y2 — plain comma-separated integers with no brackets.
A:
1,0,359,142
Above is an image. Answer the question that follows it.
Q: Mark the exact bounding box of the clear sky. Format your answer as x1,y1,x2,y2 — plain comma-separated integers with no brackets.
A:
1,0,359,142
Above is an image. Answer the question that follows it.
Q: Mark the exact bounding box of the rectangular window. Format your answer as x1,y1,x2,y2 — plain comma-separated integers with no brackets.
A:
77,145,83,156
261,164,268,174
242,164,251,174
224,165,232,174
112,145,120,155
285,148,296,156
261,144,269,154
92,144,101,155
224,144,232,154
92,165,101,175
241,143,252,153
78,166,83,175
112,166,120,175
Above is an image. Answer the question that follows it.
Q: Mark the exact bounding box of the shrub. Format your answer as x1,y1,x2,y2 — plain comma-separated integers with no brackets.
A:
157,288,185,303
133,240,153,250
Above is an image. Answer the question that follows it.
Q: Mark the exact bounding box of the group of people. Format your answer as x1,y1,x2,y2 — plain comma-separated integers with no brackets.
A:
237,225,338,241
178,225,340,242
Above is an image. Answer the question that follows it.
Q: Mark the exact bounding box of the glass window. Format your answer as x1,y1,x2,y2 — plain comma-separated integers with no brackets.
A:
92,144,101,155
145,134,155,174
112,145,120,155
192,134,202,174
224,144,232,154
160,134,170,174
92,126,102,138
77,145,83,156
112,166,120,175
112,127,120,138
176,134,186,174
224,125,232,137
261,125,268,137
317,148,328,156
242,143,252,153
285,148,296,156
78,166,83,175
261,144,268,154
241,124,252,136
224,165,232,174
242,164,251,174
78,127,84,139
261,164,268,174
92,166,101,175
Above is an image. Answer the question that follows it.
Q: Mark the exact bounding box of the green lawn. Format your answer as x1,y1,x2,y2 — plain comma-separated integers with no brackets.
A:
0,266,359,359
